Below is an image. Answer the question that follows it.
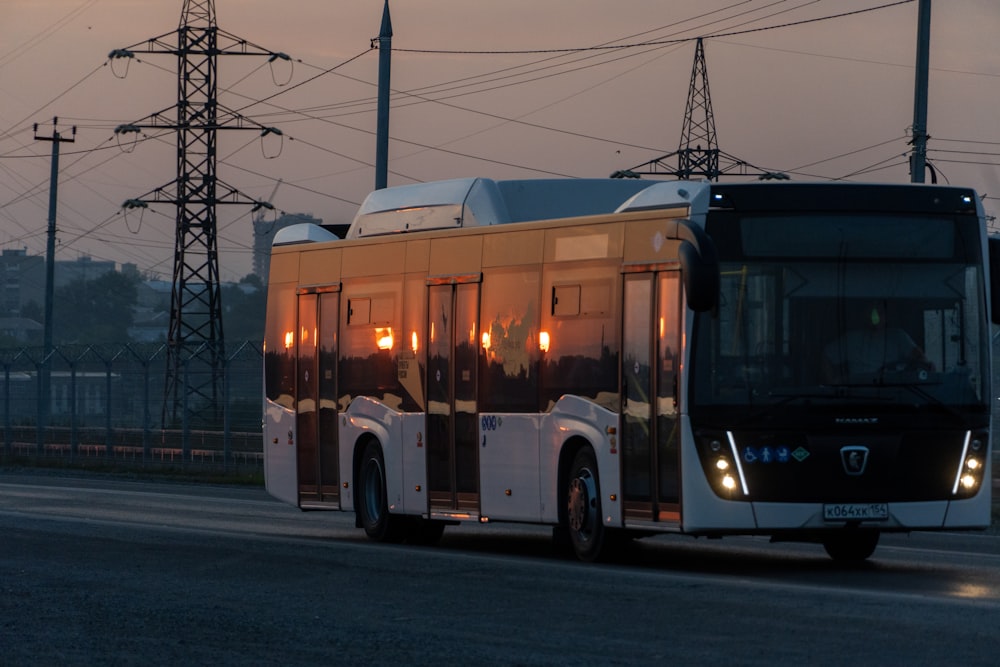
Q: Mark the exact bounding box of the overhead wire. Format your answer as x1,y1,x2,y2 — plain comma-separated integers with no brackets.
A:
225,1,789,130
213,2,783,174
0,0,963,278
282,0,792,120
0,0,99,71
389,1,915,54
0,61,107,146
787,136,909,172
234,0,916,172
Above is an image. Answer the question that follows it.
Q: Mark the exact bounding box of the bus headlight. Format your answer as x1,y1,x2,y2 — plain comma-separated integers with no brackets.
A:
952,431,988,497
697,432,748,499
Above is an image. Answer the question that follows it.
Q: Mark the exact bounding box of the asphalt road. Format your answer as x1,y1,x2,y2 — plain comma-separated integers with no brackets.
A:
2,471,999,666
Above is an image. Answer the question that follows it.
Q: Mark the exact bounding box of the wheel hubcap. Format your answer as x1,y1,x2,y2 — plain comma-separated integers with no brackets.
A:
363,459,384,522
567,468,597,538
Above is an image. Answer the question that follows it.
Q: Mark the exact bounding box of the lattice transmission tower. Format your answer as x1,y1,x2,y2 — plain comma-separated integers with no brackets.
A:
112,0,281,427
612,38,782,181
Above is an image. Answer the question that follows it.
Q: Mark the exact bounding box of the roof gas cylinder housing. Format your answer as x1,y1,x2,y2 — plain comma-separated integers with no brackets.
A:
345,177,708,239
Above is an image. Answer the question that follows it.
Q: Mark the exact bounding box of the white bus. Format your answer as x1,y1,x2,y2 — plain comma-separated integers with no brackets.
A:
263,178,996,561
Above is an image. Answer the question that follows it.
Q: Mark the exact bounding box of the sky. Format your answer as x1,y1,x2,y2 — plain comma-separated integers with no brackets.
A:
1,0,999,282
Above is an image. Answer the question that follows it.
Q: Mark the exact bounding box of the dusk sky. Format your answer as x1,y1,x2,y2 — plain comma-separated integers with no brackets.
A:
1,0,998,281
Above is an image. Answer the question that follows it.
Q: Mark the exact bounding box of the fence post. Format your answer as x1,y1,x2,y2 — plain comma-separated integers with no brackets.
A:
142,358,150,463
182,357,190,463
104,359,112,456
3,364,10,457
70,361,78,458
35,359,44,453
223,354,231,473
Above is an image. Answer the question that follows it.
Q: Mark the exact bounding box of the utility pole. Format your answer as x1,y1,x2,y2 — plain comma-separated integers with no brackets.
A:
33,117,75,438
910,0,931,183
374,0,393,190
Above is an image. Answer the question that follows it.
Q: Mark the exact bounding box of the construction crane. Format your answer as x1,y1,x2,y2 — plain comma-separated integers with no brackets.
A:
253,178,283,225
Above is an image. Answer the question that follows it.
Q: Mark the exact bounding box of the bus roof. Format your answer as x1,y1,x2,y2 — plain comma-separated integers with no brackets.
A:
709,181,980,215
346,178,708,239
276,179,984,248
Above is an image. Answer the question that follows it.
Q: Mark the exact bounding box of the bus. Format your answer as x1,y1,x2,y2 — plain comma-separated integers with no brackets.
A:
263,177,997,562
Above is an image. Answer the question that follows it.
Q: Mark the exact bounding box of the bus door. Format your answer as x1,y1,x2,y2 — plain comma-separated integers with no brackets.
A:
621,271,682,523
296,290,340,507
426,280,481,514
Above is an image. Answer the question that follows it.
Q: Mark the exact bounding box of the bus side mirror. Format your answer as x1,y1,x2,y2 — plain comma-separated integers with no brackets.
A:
678,236,719,312
989,237,1000,325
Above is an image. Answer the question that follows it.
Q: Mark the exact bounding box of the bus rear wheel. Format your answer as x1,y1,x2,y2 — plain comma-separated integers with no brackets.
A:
565,447,606,562
358,440,405,543
822,530,879,562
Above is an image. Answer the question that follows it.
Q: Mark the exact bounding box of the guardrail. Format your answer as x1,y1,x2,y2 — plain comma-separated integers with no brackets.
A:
2,428,263,474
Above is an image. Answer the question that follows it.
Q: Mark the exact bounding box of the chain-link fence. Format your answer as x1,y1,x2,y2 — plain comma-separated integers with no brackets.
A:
2,338,999,485
0,341,263,472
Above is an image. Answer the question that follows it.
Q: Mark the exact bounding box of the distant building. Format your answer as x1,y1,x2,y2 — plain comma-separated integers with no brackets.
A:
54,255,115,288
253,212,323,282
131,280,173,342
0,251,121,317
0,316,42,343
135,279,172,311
0,249,43,316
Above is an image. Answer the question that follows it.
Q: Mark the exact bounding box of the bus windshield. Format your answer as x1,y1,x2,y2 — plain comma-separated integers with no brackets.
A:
691,213,989,413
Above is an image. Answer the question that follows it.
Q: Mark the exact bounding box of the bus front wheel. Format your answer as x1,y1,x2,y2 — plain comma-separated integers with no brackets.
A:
358,440,405,543
565,447,606,562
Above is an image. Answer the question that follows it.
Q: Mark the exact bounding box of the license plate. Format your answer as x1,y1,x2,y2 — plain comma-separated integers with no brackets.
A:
823,503,889,521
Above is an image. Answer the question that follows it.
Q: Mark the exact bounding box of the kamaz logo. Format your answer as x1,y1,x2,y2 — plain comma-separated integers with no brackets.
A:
835,417,879,425
840,446,870,476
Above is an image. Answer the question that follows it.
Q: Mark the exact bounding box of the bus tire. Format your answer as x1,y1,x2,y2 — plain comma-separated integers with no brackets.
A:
565,447,607,562
358,440,405,543
823,530,879,562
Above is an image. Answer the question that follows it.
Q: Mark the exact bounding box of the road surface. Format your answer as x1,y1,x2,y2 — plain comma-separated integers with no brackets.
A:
2,471,998,665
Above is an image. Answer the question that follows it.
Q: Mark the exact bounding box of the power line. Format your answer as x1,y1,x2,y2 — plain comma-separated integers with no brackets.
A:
935,137,1000,147
717,39,1000,79
391,1,915,54
788,136,908,172
0,0,99,71
0,61,107,146
229,48,372,116
836,154,910,180
930,149,1000,158
930,157,1000,168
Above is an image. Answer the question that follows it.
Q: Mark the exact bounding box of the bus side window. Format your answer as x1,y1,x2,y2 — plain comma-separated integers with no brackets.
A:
480,267,540,413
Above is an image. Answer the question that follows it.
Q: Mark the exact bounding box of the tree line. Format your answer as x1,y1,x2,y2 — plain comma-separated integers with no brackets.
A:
10,271,265,347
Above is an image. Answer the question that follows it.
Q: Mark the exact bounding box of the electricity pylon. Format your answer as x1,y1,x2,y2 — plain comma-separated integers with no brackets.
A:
612,38,782,181
112,0,281,427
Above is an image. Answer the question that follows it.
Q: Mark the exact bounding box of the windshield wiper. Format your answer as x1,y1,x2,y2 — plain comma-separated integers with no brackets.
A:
889,381,969,422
